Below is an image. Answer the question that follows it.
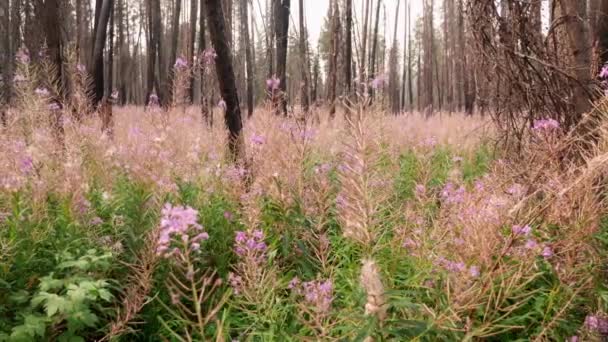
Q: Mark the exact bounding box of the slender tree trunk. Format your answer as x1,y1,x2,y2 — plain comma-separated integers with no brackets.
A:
274,0,290,116
369,0,381,102
299,0,310,114
328,0,340,118
91,0,114,106
167,0,182,104
597,0,608,68
241,0,254,117
359,0,371,95
199,0,211,125
204,0,244,160
189,0,198,103
407,1,413,110
41,0,66,143
389,0,401,114
344,0,353,105
401,0,408,111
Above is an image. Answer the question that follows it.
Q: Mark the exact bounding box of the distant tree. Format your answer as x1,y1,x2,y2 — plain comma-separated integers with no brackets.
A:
344,0,352,105
91,0,114,106
240,0,254,117
299,0,310,114
189,0,198,104
204,0,244,160
328,0,340,117
274,0,290,116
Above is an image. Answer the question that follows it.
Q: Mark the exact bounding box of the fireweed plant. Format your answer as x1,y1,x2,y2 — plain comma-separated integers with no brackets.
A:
1,54,608,341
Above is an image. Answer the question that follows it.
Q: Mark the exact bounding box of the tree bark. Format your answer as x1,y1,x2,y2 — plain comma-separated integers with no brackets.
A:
299,0,310,114
328,0,340,118
189,0,198,103
204,0,244,160
369,0,381,102
91,0,114,106
241,0,254,117
274,0,290,116
199,0,211,125
344,0,353,103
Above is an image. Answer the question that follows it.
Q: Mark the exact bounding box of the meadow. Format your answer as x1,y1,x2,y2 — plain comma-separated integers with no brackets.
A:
1,99,607,341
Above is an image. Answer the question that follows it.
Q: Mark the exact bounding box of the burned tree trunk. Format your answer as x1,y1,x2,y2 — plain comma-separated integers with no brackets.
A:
189,0,198,104
204,0,244,159
91,0,114,106
328,0,340,118
240,0,254,117
199,0,211,125
274,0,290,116
299,0,310,114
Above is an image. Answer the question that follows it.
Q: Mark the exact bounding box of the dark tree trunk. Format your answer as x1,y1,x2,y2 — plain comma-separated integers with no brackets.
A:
274,0,290,116
40,0,66,143
204,0,243,159
91,0,114,106
199,0,211,124
189,0,198,103
145,0,163,106
369,0,381,103
328,0,340,118
596,0,608,68
344,0,352,102
299,0,309,114
241,0,254,117
168,0,182,104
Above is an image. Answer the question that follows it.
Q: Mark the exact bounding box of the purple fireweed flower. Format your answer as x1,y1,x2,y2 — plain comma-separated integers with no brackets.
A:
202,48,217,65
533,118,560,132
288,277,301,289
149,93,159,105
525,238,538,249
415,184,426,198
402,238,418,249
469,265,480,277
250,134,266,146
174,56,188,69
35,87,50,96
224,211,233,221
569,336,578,342
233,230,267,263
370,74,387,89
13,74,26,82
90,216,103,225
110,90,119,100
541,245,553,259
584,315,608,334
49,102,61,111
600,64,608,79
16,48,30,64
228,272,243,295
157,203,207,257
19,156,34,175
77,64,86,72
218,99,227,111
512,224,532,236
266,76,281,91
299,279,333,314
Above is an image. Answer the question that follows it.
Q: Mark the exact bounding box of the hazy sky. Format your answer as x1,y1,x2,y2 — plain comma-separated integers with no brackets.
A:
253,0,424,50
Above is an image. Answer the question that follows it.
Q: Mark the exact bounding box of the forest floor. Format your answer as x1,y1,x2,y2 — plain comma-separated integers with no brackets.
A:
0,106,607,341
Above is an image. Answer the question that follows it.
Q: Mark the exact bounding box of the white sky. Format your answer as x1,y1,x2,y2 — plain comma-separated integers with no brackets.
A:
253,0,424,49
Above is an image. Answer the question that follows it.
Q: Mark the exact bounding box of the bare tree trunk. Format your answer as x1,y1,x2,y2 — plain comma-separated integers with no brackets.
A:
167,0,182,104
389,0,401,115
204,0,244,160
91,0,114,106
40,0,66,144
595,0,608,68
369,0,381,103
328,0,340,118
241,0,254,117
423,0,434,115
456,0,464,110
559,0,593,124
117,0,128,105
199,0,211,125
274,0,290,116
299,0,310,114
189,0,198,103
145,0,163,106
401,0,408,111
407,1,413,110
359,0,371,95
344,0,352,105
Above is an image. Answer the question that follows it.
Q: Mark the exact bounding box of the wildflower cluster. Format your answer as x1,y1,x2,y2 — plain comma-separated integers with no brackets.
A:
289,277,333,315
533,118,560,132
234,229,267,264
156,203,209,257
